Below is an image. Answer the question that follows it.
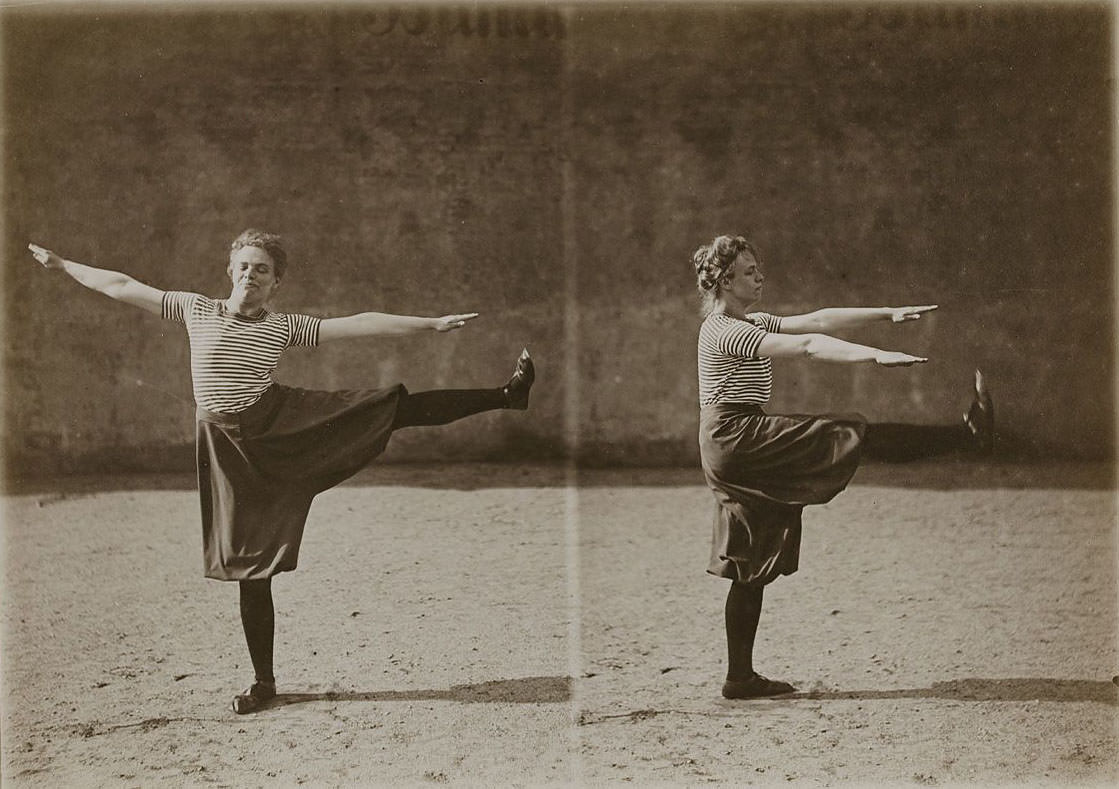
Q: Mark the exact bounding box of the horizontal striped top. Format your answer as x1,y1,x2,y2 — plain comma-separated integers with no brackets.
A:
698,311,782,406
162,291,320,413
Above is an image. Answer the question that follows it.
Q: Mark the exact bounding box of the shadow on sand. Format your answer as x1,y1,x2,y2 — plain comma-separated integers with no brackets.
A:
268,675,572,709
794,677,1118,705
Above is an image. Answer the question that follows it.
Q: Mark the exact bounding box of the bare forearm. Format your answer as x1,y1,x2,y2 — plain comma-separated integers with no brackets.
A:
59,259,135,297
803,333,883,362
783,304,937,333
796,307,892,332
354,312,439,335
29,244,164,313
798,333,927,366
318,310,478,342
319,311,439,342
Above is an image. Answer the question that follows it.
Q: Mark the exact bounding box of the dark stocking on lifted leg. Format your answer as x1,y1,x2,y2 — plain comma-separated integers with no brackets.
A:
863,369,995,461
722,581,795,699
233,578,277,714
391,350,535,429
392,388,506,428
861,423,975,462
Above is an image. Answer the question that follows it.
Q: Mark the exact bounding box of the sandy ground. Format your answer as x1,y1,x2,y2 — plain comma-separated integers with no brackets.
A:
1,460,1116,787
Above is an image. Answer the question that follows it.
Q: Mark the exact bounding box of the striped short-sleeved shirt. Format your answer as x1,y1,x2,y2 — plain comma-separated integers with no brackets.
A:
698,311,783,406
162,292,321,413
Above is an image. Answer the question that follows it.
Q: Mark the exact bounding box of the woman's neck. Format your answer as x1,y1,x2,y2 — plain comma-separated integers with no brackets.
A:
714,295,751,317
225,295,266,318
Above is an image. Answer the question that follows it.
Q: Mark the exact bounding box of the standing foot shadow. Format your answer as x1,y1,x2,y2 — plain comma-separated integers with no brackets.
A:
794,677,1118,705
264,675,572,710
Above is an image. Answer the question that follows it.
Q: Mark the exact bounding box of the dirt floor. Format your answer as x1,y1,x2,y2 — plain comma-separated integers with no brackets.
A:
2,459,1116,787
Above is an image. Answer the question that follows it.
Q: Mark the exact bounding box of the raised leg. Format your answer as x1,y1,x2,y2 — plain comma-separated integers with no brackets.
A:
862,422,974,462
391,349,535,428
863,369,995,461
963,369,995,453
391,388,506,428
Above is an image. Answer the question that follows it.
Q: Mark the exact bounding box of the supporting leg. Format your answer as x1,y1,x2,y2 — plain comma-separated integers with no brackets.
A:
721,581,795,699
233,578,277,714
725,581,764,681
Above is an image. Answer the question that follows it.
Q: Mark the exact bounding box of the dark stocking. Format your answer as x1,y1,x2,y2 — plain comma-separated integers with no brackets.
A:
391,388,506,429
725,581,764,681
862,422,974,462
238,578,275,684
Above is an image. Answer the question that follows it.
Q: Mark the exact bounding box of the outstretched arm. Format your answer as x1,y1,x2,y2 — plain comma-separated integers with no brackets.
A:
318,311,480,343
28,243,164,315
779,305,937,334
757,331,928,366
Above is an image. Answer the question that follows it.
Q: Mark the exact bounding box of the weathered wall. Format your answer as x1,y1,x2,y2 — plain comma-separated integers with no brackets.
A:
565,3,1114,464
3,3,1114,477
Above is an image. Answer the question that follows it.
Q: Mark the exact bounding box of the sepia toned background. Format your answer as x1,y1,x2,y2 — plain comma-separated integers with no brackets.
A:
2,4,1116,788
2,2,1113,477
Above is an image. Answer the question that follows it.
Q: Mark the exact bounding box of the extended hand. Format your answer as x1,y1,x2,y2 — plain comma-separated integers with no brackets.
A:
434,312,480,332
875,351,929,367
889,305,938,323
28,243,65,269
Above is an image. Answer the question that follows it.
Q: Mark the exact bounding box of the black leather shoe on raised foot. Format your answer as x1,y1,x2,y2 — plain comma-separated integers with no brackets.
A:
232,680,276,714
502,349,535,410
963,369,995,454
721,674,796,699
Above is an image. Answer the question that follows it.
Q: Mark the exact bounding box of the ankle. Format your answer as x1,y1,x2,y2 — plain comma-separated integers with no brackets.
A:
726,671,756,682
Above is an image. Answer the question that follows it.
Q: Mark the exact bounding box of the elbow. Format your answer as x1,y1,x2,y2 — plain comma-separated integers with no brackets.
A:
102,273,135,298
802,334,827,359
101,280,130,299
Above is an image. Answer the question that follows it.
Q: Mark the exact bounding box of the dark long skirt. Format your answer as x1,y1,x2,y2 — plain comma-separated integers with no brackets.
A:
699,404,866,586
196,383,406,581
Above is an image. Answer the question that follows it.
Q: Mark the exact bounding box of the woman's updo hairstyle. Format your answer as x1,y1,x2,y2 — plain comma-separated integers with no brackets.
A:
230,228,288,280
693,234,757,314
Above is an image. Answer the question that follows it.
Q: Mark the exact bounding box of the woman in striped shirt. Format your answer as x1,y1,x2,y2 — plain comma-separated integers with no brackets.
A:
29,230,535,714
694,234,992,700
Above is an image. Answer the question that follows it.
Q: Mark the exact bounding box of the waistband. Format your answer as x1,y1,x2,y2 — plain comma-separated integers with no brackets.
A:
700,402,767,416
195,386,278,427
196,407,241,428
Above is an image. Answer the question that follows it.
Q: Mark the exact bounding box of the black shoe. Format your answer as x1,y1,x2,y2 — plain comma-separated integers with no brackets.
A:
502,349,535,410
232,680,276,714
963,369,995,454
721,673,796,699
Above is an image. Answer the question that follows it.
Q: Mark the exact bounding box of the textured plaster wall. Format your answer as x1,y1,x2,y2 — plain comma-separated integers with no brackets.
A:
2,3,1113,476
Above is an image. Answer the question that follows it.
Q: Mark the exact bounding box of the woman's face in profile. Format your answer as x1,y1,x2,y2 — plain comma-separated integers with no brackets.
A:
722,251,766,306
